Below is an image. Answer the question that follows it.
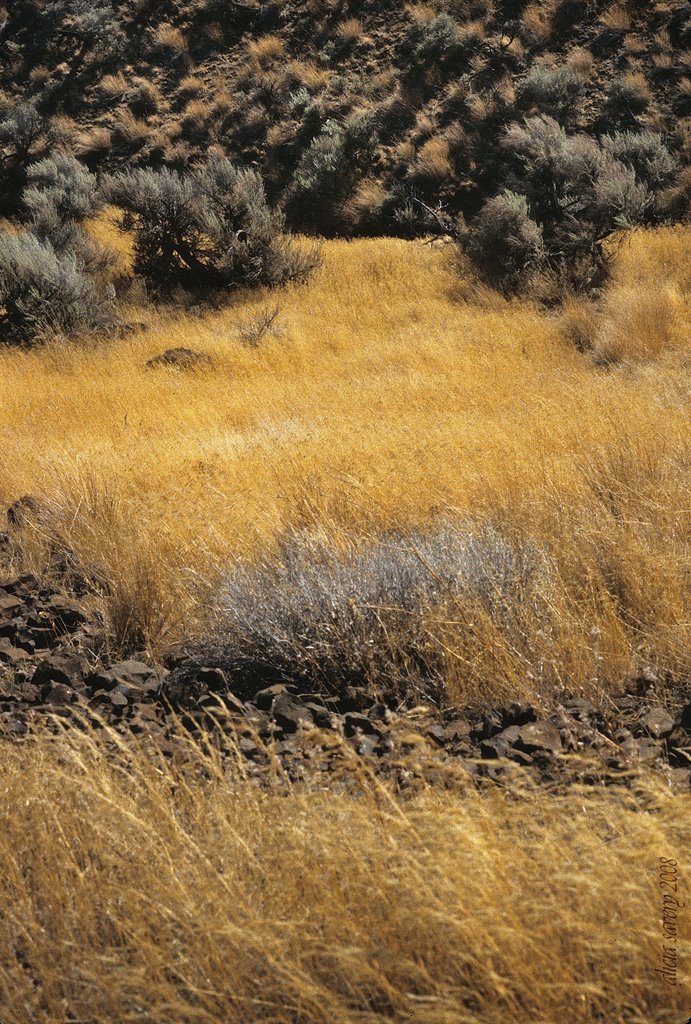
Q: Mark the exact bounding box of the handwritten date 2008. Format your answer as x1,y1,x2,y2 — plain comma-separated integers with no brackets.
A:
657,858,683,987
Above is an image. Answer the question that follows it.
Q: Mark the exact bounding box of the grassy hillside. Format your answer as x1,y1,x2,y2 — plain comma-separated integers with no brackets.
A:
0,7,689,1019
1,227,688,705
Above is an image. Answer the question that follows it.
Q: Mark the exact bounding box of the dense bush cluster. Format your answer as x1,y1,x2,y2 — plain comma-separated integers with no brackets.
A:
0,154,318,342
107,159,319,291
466,115,678,294
0,155,115,341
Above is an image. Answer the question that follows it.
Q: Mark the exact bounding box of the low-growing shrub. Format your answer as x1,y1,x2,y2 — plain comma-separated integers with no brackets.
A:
288,111,378,230
465,116,655,295
602,130,677,191
23,154,111,271
0,100,49,210
465,190,545,292
39,0,124,79
518,63,588,124
605,72,652,123
408,13,463,64
200,522,546,703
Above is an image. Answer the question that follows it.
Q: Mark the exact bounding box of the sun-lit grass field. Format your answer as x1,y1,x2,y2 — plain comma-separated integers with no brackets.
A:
0,721,688,1024
0,226,689,1022
0,223,688,703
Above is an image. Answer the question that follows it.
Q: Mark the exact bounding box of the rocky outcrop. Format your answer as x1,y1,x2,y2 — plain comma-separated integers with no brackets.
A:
0,571,688,792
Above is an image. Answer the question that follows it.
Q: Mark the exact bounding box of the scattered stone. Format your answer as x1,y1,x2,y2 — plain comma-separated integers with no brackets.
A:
272,693,313,734
343,712,380,737
0,639,31,664
42,596,89,632
515,720,562,755
42,682,77,705
679,702,691,731
480,725,521,760
443,718,471,742
0,595,24,617
253,684,290,710
145,348,213,371
642,707,674,739
32,654,87,691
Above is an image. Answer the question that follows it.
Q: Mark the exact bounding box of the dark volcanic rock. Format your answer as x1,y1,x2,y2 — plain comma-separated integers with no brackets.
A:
642,707,675,739
42,596,89,632
145,348,213,371
515,720,562,755
272,693,314,734
679,702,691,731
32,654,88,691
0,594,24,617
90,660,161,699
343,712,380,737
254,684,290,710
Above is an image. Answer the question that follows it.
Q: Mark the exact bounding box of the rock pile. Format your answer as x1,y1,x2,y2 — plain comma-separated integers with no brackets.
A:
0,571,689,791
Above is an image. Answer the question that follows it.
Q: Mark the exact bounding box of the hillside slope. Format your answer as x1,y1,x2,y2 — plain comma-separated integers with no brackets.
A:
1,0,689,234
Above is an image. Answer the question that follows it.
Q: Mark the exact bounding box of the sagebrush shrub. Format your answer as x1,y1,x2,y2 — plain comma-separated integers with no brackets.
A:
288,110,378,229
466,190,545,292
23,154,113,273
602,131,677,191
39,0,124,77
0,232,112,342
466,116,654,294
408,13,463,63
518,64,588,124
200,523,546,702
106,158,320,292
0,100,49,209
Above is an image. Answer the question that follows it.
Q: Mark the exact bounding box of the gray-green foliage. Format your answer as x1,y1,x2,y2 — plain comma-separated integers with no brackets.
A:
0,155,115,341
0,232,111,342
106,158,320,291
289,111,378,225
40,0,124,73
409,13,462,62
201,522,545,702
466,116,671,293
0,100,46,165
24,154,112,272
601,131,677,191
466,190,546,292
518,64,588,124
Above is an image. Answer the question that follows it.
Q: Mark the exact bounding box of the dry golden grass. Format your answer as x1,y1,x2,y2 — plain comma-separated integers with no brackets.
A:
413,136,454,181
335,17,365,42
0,227,688,701
0,721,687,1024
248,33,286,67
